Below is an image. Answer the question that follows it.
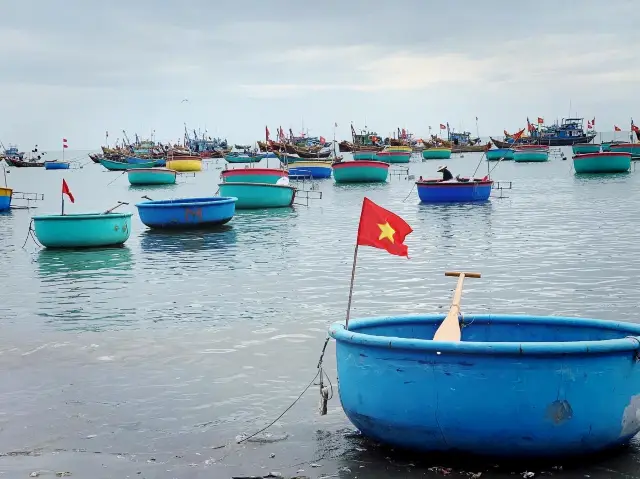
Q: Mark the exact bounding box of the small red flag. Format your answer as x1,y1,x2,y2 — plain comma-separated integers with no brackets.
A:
592,117,596,125
632,124,639,133
537,117,544,124
62,138,68,142
265,126,270,141
356,197,412,257
63,144,68,148
614,125,622,132
62,179,75,203
439,124,446,130
320,136,326,143
512,128,525,141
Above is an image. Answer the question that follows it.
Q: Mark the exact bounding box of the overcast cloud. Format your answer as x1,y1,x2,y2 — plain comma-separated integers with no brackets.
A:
0,0,637,148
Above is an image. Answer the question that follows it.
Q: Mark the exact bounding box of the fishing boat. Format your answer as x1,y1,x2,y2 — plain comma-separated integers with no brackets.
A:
136,197,237,229
100,158,156,171
220,167,287,184
288,161,332,179
352,149,379,160
572,143,601,155
293,146,332,159
485,148,514,161
332,160,389,183
422,147,452,160
416,178,493,202
2,145,24,162
4,157,45,167
218,182,296,209
529,117,597,145
127,168,177,185
275,152,303,164
329,312,640,457
513,147,549,162
166,155,202,172
44,161,70,170
573,152,631,174
609,143,640,159
0,187,12,211
224,153,263,164
32,213,133,248
376,146,411,163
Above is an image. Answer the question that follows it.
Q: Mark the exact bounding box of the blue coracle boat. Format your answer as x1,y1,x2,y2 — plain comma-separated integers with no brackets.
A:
416,179,492,202
136,197,237,229
329,314,640,457
44,161,70,170
32,213,133,248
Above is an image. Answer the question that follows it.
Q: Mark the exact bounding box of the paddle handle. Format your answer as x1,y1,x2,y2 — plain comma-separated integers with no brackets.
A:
445,271,481,278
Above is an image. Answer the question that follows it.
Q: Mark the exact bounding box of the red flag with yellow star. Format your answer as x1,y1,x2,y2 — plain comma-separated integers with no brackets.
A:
356,197,412,257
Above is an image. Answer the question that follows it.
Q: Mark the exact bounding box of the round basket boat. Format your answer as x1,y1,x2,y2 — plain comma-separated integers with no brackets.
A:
329,314,640,458
32,213,133,248
136,196,237,229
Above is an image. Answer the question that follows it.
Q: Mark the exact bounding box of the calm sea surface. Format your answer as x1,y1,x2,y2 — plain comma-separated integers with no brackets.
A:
1,149,640,478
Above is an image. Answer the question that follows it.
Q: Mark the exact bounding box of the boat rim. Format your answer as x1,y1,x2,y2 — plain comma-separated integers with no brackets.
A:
136,196,238,208
416,179,493,186
127,168,177,174
573,152,632,159
218,182,296,190
32,212,133,220
329,314,640,355
332,160,390,168
221,168,287,175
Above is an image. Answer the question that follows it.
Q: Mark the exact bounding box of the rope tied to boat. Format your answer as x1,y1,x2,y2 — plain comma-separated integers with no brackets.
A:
235,337,334,445
21,219,41,249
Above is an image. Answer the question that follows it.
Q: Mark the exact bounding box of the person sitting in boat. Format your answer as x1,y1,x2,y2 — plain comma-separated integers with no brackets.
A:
437,165,454,181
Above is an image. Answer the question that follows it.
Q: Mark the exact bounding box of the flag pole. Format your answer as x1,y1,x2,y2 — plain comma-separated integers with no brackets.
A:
345,243,359,330
61,193,64,215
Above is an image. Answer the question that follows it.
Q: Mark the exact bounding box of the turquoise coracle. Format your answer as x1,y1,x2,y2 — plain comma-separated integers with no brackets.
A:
32,213,133,248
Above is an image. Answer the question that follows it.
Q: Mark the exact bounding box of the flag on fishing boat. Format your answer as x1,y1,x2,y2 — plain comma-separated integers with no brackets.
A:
356,197,412,257
334,122,338,127
320,136,326,143
62,179,74,203
537,117,544,124
587,121,593,129
632,120,639,133
265,126,270,142
592,117,596,126
62,138,68,149
440,124,446,130
615,125,622,132
512,128,525,142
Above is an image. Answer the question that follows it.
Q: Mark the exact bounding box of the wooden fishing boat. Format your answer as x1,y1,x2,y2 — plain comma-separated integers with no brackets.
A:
513,147,549,162
32,213,133,248
490,136,535,149
609,143,640,159
0,187,12,211
329,313,640,457
166,155,202,172
5,157,44,167
136,197,236,228
338,141,354,152
287,161,333,179
44,161,70,170
416,178,492,202
218,182,296,209
422,147,452,160
220,167,287,184
294,146,332,159
332,160,389,183
100,158,156,171
485,148,514,161
88,153,102,164
573,152,631,173
572,143,601,155
127,168,177,185
452,143,492,153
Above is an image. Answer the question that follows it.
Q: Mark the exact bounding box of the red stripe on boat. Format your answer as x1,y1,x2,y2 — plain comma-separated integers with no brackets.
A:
221,168,287,177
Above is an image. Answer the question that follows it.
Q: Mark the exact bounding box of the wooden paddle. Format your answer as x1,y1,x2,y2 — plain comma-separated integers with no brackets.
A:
433,271,482,342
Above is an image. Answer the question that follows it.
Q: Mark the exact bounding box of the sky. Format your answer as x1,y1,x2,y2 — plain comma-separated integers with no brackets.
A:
0,0,638,149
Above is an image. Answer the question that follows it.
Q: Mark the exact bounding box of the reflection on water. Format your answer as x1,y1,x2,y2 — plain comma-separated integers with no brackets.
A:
139,224,238,253
36,247,135,330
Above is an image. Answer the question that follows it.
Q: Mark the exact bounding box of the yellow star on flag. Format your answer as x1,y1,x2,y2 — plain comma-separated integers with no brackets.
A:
378,222,396,243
